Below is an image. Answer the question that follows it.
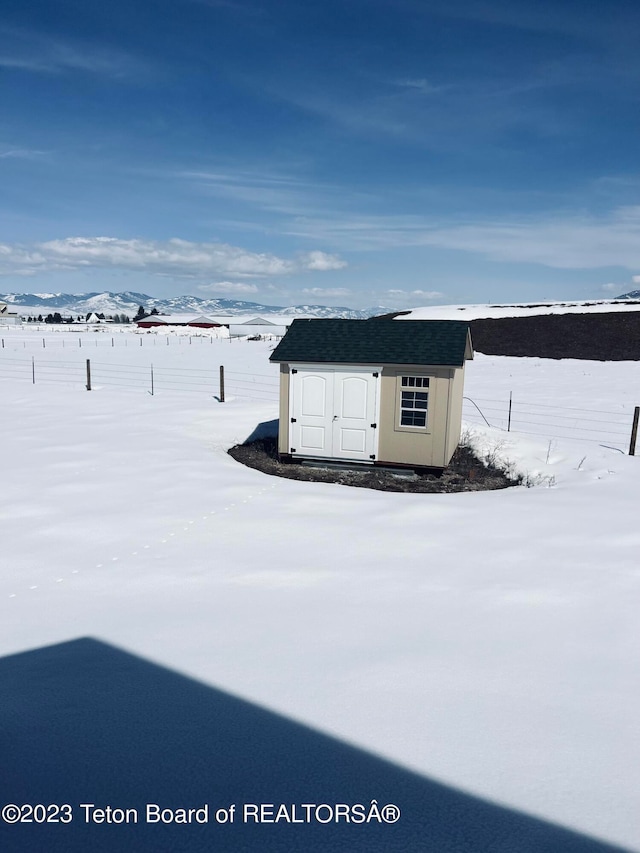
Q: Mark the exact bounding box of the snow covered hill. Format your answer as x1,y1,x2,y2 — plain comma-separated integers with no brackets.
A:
399,298,640,320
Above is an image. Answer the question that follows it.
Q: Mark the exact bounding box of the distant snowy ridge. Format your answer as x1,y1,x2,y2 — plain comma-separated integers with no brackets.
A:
401,297,640,321
0,291,378,319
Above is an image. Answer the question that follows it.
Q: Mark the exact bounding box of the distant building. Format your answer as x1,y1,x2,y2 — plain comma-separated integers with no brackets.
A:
228,316,290,338
0,302,22,325
136,314,224,329
135,314,294,335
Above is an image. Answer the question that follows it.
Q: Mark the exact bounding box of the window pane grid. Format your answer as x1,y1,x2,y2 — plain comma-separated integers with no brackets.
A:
399,376,429,428
401,376,429,388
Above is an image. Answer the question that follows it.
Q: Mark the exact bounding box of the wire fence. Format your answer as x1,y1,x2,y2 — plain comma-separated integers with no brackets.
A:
0,356,280,403
0,331,280,350
1,353,636,449
462,395,635,451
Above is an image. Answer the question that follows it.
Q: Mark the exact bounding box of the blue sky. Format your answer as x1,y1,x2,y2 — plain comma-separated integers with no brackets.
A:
1,0,640,309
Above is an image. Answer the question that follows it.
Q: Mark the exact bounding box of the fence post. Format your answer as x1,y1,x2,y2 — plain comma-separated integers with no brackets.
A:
150,364,154,396
219,365,225,402
86,359,92,391
79,337,82,348
629,407,639,456
43,338,45,348
507,391,512,432
32,356,35,384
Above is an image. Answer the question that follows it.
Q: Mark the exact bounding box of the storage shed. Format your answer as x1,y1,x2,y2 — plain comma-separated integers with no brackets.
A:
269,319,473,470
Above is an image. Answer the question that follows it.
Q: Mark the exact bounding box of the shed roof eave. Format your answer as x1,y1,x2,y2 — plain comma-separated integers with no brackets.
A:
465,329,474,360
271,357,467,369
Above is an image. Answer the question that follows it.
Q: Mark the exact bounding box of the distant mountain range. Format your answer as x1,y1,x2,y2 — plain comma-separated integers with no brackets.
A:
3,289,638,319
0,291,384,319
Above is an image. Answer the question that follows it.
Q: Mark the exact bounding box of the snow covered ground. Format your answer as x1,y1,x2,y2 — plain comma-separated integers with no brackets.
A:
1,325,639,850
402,298,640,320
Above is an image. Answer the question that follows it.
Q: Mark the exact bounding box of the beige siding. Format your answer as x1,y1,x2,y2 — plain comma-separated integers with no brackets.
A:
278,364,290,454
377,365,453,467
276,359,467,468
445,364,466,463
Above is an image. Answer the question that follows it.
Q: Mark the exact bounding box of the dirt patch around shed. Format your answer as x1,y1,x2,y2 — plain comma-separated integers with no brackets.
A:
228,437,519,493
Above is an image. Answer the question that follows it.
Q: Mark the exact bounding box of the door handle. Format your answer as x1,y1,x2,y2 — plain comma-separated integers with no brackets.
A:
333,415,338,421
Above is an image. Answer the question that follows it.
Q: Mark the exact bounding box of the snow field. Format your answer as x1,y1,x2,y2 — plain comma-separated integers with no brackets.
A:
1,326,640,850
404,299,640,319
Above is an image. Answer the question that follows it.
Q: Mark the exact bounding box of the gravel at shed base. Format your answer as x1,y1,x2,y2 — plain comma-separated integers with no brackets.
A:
228,437,518,493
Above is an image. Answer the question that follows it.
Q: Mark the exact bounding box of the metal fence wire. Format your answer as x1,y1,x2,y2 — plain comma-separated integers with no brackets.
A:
0,356,281,402
462,395,634,450
0,354,636,450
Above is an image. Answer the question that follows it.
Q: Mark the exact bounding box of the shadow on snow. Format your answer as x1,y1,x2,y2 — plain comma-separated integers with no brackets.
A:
0,638,629,853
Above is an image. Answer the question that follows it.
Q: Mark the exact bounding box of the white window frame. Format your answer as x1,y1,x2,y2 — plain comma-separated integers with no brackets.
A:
396,374,431,431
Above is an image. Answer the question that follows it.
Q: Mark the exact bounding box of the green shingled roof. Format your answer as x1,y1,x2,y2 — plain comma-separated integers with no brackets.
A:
270,319,472,367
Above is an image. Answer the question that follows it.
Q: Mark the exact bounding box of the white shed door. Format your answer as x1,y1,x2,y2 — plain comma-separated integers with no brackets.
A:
290,367,379,462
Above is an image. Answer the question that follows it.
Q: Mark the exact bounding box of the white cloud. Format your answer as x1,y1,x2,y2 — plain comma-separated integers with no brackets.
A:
287,207,640,271
384,289,444,300
0,237,341,281
411,290,445,299
633,275,640,284
396,78,441,95
198,281,259,294
0,29,148,80
42,236,296,277
301,287,351,297
300,250,347,271
0,147,44,159
601,283,618,292
419,207,640,269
